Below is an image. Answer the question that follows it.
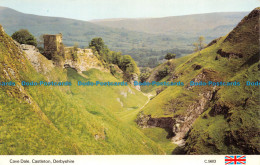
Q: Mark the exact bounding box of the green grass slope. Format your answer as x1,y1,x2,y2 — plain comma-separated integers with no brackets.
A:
139,7,260,154
0,25,166,154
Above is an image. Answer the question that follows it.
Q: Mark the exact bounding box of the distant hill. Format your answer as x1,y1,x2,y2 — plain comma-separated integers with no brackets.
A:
0,6,146,48
91,12,248,36
0,6,248,67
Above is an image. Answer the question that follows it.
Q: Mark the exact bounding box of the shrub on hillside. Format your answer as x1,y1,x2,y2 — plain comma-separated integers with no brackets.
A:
156,65,169,80
89,37,140,81
11,29,37,47
165,53,176,60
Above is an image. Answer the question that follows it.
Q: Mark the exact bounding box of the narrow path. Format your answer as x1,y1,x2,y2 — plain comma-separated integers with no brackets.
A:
140,93,154,110
79,72,89,79
118,92,155,123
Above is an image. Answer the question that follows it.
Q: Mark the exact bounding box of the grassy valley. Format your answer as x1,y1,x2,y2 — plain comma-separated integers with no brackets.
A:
0,5,259,155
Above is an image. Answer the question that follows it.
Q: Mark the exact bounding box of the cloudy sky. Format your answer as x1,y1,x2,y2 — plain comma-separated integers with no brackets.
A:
1,0,259,20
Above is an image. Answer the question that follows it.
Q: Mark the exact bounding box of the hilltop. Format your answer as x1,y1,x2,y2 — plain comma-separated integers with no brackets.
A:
91,12,248,36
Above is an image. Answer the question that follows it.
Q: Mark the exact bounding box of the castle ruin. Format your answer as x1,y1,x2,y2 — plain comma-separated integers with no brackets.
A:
43,33,63,59
41,33,106,73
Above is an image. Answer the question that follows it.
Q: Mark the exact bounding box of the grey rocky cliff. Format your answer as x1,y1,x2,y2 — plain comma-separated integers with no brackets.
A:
136,69,218,146
19,44,54,74
130,73,140,91
63,47,108,73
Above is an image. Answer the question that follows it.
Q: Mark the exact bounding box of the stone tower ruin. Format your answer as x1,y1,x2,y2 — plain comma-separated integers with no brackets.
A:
43,33,63,59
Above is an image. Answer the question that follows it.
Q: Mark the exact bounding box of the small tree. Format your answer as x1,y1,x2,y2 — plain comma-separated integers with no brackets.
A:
89,37,105,53
111,51,122,65
11,29,37,46
198,36,205,51
193,42,198,51
73,42,79,51
140,72,150,82
140,67,151,82
165,53,176,60
193,36,205,55
156,65,169,80
72,42,79,61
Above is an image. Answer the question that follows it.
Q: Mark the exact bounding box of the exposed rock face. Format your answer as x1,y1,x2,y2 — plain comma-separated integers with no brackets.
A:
137,89,215,145
171,90,214,143
137,68,219,146
172,69,219,143
209,103,230,117
130,73,140,91
63,47,107,73
136,113,175,138
147,116,174,129
217,49,243,59
192,64,202,70
19,44,54,74
0,25,4,32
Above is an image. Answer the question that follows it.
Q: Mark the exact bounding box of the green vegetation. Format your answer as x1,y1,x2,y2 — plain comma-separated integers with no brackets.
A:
72,42,79,61
11,29,37,46
89,37,139,81
165,53,176,60
141,127,178,155
89,37,106,54
125,48,192,68
193,36,206,54
156,65,170,80
140,67,151,82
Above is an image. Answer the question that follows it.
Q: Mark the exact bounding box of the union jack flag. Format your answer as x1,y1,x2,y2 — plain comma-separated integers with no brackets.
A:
225,155,246,165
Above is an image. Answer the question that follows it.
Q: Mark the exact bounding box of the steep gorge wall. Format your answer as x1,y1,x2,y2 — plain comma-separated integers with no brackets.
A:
136,8,260,154
137,69,217,145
